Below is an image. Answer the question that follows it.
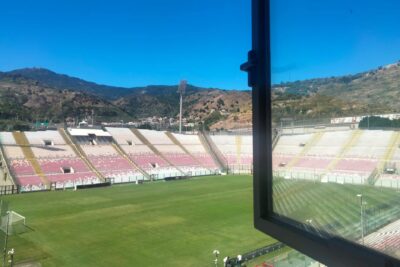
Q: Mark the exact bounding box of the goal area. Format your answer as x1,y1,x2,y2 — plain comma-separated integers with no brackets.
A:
1,211,26,235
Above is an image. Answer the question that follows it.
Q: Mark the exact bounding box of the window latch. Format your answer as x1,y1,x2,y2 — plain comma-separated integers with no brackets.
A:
240,50,257,87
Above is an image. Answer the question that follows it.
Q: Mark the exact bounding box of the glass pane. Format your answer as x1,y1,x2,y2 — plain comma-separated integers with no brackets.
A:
271,0,400,259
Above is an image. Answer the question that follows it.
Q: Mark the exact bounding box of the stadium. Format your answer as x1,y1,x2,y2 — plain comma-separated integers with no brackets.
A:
0,119,399,265
0,128,252,191
2,0,400,266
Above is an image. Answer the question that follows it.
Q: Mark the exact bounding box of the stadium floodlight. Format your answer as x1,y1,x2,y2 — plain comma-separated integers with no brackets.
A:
177,80,187,134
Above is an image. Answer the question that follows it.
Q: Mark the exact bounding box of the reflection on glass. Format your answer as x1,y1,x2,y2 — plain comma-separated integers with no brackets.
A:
271,0,400,259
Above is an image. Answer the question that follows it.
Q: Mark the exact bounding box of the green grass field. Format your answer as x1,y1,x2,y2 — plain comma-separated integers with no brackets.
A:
2,175,275,267
274,178,400,240
2,175,400,267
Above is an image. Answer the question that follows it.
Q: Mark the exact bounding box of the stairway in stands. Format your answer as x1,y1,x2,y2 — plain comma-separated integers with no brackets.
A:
58,128,105,181
164,132,211,171
12,131,49,186
325,129,363,171
272,130,282,150
130,128,185,175
198,131,228,172
286,131,325,168
111,142,151,180
0,142,16,186
235,136,242,165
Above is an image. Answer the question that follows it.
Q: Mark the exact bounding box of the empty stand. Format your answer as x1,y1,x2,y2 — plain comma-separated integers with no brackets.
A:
59,128,105,182
111,142,151,180
131,128,184,176
172,132,219,169
12,131,49,187
286,132,325,168
306,131,352,157
210,134,253,172
71,130,144,183
325,129,363,171
198,131,228,171
345,130,392,159
272,129,400,186
364,219,400,258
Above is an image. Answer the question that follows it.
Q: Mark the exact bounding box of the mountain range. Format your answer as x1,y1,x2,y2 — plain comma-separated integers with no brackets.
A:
0,68,252,130
1,61,400,131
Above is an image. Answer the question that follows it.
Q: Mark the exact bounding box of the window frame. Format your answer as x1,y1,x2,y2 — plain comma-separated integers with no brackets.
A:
243,0,400,266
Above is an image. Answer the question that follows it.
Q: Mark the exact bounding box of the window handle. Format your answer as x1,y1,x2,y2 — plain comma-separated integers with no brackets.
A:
240,50,257,87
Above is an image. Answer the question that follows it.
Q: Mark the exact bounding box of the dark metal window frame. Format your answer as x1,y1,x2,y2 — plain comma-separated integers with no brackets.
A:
241,0,400,266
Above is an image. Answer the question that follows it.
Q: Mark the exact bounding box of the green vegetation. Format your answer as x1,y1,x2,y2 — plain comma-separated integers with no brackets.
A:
0,120,31,131
359,116,400,129
3,62,400,128
204,111,225,130
0,68,252,129
3,175,274,267
272,62,400,123
1,175,399,266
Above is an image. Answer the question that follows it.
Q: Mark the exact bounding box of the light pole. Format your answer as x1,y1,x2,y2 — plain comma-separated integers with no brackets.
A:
177,80,187,134
213,250,220,267
357,194,364,245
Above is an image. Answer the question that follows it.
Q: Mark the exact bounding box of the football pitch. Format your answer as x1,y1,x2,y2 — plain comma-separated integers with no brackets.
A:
3,175,400,267
2,175,275,267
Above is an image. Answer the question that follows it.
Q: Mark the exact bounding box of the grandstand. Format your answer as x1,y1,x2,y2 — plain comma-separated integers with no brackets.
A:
3,126,400,192
364,219,400,258
3,126,400,193
2,125,400,261
0,127,254,191
0,130,102,191
69,128,145,183
106,127,184,179
171,132,219,169
209,134,253,173
137,129,200,175
273,129,400,187
0,132,46,191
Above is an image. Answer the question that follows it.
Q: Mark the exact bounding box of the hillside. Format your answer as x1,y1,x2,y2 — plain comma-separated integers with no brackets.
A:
2,61,400,130
0,69,251,130
115,86,251,129
0,72,133,130
6,68,131,100
272,61,400,121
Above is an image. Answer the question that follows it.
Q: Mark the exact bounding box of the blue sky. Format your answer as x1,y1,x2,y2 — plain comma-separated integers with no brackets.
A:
1,0,399,89
271,0,400,83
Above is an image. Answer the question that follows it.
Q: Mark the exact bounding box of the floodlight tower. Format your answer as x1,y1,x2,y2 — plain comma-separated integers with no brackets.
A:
178,80,187,134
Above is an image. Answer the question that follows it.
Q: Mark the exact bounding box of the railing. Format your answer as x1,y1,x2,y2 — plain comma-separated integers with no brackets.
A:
225,242,286,266
367,168,379,186
227,164,253,175
198,131,228,172
164,132,212,171
0,185,19,195
272,129,281,150
111,142,151,180
58,128,105,181
130,128,185,175
0,143,16,186
12,131,50,187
